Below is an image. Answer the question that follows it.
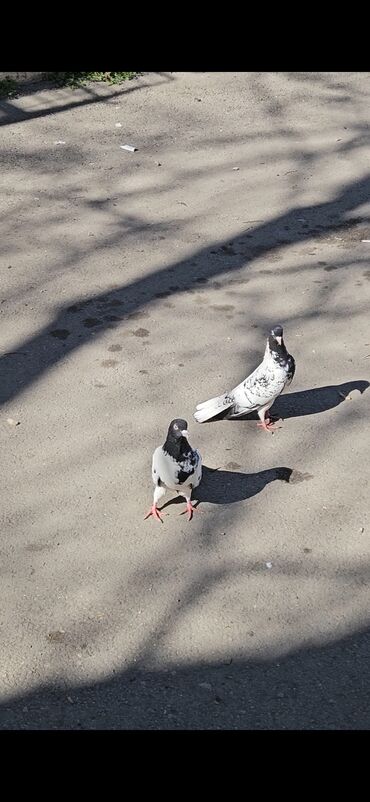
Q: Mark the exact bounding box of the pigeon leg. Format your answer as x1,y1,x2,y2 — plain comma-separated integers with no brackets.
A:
179,491,200,521
144,484,166,522
256,406,280,432
185,500,198,521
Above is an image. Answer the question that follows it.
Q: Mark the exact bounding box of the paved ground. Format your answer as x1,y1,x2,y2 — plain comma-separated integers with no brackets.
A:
0,72,369,729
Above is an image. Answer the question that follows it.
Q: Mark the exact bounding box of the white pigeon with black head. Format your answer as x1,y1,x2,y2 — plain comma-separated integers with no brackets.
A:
194,324,295,432
145,418,202,523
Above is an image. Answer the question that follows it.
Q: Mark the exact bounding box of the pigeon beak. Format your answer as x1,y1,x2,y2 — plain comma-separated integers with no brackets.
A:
181,429,189,438
275,335,282,345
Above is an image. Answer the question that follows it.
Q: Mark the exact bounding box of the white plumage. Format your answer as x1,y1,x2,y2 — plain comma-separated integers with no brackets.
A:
194,324,295,432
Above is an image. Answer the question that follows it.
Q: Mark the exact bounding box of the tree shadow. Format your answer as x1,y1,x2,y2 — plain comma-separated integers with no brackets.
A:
0,73,173,127
1,73,369,732
2,169,370,409
0,624,369,729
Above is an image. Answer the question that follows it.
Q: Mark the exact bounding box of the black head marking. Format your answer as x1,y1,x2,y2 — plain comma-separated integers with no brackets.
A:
167,418,188,440
270,324,284,339
163,418,191,460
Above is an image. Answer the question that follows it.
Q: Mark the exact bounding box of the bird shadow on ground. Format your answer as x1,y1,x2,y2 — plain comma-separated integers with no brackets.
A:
159,465,302,512
199,380,369,424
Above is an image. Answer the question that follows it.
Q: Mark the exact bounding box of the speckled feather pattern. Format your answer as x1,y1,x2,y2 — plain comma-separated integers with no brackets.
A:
194,336,295,422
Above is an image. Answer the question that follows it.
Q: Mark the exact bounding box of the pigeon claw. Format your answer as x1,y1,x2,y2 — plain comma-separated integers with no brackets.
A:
179,500,199,521
144,504,163,523
257,416,281,433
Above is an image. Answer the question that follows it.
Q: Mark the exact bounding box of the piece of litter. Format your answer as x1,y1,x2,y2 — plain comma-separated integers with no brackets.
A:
67,696,74,704
156,162,162,166
54,140,65,145
47,630,66,642
232,167,240,171
359,527,365,533
120,144,137,152
361,239,370,243
6,418,20,426
265,562,273,569
115,123,122,128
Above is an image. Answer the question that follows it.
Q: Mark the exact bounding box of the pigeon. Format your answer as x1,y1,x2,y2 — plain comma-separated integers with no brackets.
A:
194,324,295,432
144,418,202,523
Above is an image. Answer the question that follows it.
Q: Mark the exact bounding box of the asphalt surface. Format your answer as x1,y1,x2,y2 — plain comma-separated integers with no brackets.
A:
0,72,369,729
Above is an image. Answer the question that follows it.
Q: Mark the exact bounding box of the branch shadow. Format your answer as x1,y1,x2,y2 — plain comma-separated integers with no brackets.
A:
0,73,173,127
2,157,370,411
1,73,370,732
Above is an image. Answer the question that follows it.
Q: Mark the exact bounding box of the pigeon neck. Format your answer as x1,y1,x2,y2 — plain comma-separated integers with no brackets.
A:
266,335,288,364
163,434,189,460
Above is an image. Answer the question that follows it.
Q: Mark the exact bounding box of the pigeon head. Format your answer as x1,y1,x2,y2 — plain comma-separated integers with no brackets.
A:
167,418,189,441
270,324,284,345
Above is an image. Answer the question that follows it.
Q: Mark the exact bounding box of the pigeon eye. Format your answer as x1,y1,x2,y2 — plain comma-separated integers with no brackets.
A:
173,424,178,430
